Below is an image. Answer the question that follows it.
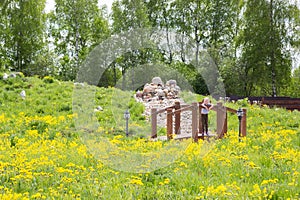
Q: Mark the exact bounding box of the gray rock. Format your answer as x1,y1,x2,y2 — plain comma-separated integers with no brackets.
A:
3,73,8,80
20,90,26,100
152,77,163,86
94,106,103,112
168,79,177,86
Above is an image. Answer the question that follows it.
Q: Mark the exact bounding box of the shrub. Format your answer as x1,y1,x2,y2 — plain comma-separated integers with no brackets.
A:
43,76,55,83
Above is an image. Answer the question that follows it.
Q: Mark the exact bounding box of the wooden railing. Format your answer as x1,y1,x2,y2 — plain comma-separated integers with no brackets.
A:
151,102,247,142
261,97,300,111
229,96,300,111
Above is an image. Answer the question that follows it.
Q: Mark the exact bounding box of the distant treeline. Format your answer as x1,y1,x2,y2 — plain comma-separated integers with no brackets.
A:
0,0,299,97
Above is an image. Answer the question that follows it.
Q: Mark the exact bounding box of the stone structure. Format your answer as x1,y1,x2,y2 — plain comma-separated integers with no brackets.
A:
135,77,193,137
136,77,181,101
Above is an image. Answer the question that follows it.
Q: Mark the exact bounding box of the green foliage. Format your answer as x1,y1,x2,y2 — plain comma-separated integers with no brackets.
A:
234,0,295,96
43,76,55,84
112,0,150,33
281,67,300,97
0,0,299,98
94,87,148,136
49,0,109,80
28,120,48,134
1,0,47,72
98,66,122,87
0,76,299,199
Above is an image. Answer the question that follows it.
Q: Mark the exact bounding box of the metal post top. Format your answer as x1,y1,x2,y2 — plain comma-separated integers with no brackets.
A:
124,109,130,119
237,108,243,119
237,108,243,114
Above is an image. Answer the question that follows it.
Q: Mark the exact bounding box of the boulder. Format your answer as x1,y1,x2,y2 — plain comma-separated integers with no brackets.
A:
136,90,143,98
3,73,8,80
167,79,177,87
151,77,163,86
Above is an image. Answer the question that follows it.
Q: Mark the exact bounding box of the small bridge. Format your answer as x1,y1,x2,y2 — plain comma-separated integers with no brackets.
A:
151,102,247,142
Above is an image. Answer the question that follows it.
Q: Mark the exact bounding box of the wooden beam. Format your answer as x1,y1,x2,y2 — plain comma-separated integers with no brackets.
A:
241,108,247,137
151,108,157,138
167,108,173,140
173,105,193,114
225,106,237,114
174,101,181,135
198,103,203,140
216,102,223,138
192,102,198,142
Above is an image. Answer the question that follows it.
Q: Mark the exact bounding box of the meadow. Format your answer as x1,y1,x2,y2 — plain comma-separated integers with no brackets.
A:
0,75,299,199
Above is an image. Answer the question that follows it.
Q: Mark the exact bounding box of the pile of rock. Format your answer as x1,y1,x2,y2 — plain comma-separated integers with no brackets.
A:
135,77,181,101
135,77,193,137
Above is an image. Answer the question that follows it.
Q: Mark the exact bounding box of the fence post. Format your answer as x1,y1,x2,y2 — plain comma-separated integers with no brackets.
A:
241,108,247,137
151,108,157,138
198,102,204,140
192,102,198,142
224,111,228,136
216,102,224,138
167,107,173,140
174,101,181,135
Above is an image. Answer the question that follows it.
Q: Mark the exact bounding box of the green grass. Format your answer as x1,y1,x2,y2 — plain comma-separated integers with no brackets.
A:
0,75,299,199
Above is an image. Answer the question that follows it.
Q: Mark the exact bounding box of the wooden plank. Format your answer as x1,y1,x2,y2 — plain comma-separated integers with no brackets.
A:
225,106,237,113
241,108,247,137
175,133,216,141
262,100,300,105
151,108,157,138
153,105,175,115
198,104,203,134
223,112,228,136
216,102,223,138
192,102,198,142
167,108,173,140
173,105,193,114
174,101,181,134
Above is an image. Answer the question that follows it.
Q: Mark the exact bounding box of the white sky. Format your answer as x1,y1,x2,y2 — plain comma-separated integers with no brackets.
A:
45,0,114,13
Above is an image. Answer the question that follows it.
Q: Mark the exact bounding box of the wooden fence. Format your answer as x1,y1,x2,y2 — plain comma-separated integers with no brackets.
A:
229,96,300,111
261,97,300,111
151,102,247,142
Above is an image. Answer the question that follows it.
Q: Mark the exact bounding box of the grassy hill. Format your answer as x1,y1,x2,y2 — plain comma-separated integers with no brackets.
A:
0,75,299,199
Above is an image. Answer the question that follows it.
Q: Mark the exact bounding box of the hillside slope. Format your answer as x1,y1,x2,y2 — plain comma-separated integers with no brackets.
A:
0,75,299,199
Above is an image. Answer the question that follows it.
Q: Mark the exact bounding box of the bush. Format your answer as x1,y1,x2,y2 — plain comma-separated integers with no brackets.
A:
43,76,55,83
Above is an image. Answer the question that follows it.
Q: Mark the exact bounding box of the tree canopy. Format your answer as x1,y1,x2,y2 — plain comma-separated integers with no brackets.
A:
0,0,299,97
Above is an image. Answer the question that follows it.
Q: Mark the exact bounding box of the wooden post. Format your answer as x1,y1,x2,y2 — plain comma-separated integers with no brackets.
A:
198,103,204,140
167,108,173,140
216,102,224,138
241,108,247,137
192,102,198,142
174,101,181,134
151,108,157,138
223,111,228,136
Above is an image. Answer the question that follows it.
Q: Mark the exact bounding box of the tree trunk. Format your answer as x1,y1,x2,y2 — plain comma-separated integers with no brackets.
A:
113,62,117,86
270,0,277,97
195,26,200,66
166,27,173,64
122,67,126,90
